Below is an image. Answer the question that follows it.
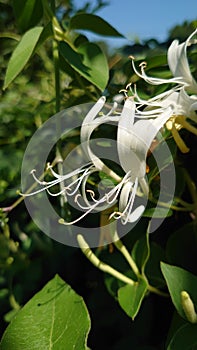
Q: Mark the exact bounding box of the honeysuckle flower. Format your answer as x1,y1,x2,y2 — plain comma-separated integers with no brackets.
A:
78,96,174,224
130,30,197,153
131,30,197,91
77,96,146,225
167,29,197,93
131,86,197,153
21,96,173,226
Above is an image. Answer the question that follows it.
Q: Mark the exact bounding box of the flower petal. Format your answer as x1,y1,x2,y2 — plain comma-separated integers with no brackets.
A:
168,30,197,93
80,97,121,182
117,99,143,177
117,99,173,178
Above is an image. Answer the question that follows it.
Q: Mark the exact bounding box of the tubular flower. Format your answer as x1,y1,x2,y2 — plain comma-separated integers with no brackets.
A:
167,29,197,93
130,30,197,153
22,96,173,225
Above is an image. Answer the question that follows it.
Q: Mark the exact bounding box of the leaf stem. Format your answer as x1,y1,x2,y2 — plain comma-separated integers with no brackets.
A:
147,284,169,297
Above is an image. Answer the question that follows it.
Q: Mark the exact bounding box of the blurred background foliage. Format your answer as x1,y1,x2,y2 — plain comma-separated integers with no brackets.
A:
0,0,197,349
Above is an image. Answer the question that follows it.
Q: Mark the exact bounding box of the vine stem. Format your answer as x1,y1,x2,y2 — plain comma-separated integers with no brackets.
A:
77,234,135,286
53,39,60,114
52,24,67,211
111,225,140,276
78,233,169,298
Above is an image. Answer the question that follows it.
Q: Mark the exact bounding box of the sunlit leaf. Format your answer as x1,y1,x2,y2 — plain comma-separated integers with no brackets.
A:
59,41,109,90
0,275,91,350
3,27,43,89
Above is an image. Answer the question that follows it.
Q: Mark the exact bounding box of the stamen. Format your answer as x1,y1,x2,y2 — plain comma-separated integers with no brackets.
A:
130,57,185,86
30,169,48,185
171,123,190,153
20,164,95,197
176,116,197,136
46,187,66,197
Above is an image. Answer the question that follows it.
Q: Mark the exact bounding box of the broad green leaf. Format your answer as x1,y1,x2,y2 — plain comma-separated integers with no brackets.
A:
117,278,148,320
167,323,197,350
3,26,43,89
0,275,91,350
59,41,109,90
69,14,123,37
13,0,43,32
161,263,197,321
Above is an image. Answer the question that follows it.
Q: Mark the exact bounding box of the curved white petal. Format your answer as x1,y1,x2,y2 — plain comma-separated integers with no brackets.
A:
117,98,173,178
80,97,120,181
118,178,144,224
168,30,197,92
127,205,145,223
117,98,143,177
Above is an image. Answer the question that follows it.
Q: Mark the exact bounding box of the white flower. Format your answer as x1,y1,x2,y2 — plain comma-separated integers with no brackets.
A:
77,96,173,224
167,30,197,93
130,30,197,153
22,96,173,225
131,30,197,91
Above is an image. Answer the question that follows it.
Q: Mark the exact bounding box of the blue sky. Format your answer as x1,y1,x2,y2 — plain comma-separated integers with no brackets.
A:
74,0,196,46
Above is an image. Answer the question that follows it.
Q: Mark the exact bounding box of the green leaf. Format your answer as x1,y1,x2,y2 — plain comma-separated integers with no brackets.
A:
13,0,43,33
59,41,109,90
117,278,148,320
167,323,197,350
3,26,43,89
161,263,197,321
69,14,123,37
0,275,91,350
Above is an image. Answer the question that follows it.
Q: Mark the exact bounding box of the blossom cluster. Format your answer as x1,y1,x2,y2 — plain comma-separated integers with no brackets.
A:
23,30,197,226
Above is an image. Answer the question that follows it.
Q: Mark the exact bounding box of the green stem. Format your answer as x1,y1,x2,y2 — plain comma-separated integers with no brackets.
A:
9,294,20,310
111,227,140,277
77,234,135,286
0,33,20,40
147,284,169,297
53,41,66,211
53,39,60,114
